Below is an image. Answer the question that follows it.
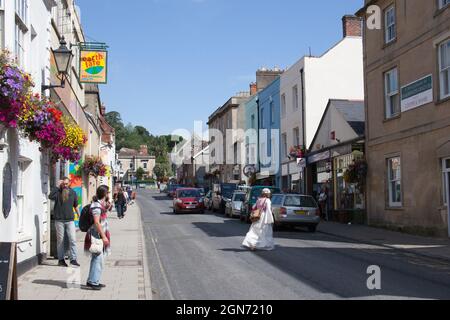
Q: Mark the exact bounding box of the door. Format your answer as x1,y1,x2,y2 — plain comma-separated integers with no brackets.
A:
447,171,450,238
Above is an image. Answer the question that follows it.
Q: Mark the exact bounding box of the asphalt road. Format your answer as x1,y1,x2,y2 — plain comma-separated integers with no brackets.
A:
137,190,450,300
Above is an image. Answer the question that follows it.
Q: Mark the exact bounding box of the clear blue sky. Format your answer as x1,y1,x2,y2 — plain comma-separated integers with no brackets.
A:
76,0,363,136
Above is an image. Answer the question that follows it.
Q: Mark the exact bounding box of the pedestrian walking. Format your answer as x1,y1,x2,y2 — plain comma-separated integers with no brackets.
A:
126,186,133,204
113,188,127,219
49,177,81,268
85,185,111,290
242,188,275,251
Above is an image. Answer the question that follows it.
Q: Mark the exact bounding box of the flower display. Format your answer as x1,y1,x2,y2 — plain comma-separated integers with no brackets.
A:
344,159,368,193
289,145,306,159
0,51,34,128
83,156,107,177
60,116,87,150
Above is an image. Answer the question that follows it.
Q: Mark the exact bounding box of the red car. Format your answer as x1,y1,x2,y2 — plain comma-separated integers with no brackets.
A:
173,188,205,214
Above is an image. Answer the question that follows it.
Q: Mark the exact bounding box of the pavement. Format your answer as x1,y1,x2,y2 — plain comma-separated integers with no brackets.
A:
18,202,152,300
139,190,450,300
318,222,450,263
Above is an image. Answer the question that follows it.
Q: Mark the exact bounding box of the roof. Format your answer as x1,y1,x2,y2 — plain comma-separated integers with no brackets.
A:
331,100,365,136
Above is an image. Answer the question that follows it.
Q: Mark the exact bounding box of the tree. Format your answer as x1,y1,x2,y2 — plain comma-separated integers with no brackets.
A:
136,167,146,181
154,162,173,180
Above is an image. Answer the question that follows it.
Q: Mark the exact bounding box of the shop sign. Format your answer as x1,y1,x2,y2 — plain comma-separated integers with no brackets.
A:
80,49,108,84
307,150,330,165
401,75,433,113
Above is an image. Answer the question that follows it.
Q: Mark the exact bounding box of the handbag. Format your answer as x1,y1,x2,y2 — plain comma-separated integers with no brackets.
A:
89,236,104,255
250,199,267,223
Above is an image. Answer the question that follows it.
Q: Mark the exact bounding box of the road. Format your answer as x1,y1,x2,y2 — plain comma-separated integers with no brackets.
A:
137,190,450,300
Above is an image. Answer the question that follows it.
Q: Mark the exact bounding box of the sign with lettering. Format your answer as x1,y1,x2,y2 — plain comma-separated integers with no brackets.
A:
79,50,108,84
0,243,16,300
401,75,433,113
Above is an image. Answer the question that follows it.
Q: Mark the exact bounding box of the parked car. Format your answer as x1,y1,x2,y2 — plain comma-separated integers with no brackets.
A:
271,194,320,232
139,183,146,189
240,186,281,223
204,191,213,211
167,184,183,198
173,188,205,214
212,183,238,214
225,191,246,218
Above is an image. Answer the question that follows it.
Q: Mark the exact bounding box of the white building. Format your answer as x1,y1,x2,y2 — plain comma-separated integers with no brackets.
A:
0,0,55,274
280,15,364,192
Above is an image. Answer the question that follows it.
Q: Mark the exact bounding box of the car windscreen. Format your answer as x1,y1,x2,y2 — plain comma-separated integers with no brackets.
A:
284,196,318,208
233,194,246,202
178,190,201,198
271,195,284,206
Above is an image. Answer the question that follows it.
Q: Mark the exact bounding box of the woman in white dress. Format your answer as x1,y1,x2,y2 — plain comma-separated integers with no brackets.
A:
242,188,275,251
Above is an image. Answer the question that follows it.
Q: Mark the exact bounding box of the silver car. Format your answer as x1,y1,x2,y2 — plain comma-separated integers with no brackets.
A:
225,192,246,218
271,194,321,232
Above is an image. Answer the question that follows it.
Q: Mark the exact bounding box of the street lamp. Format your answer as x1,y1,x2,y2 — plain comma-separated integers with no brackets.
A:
42,36,73,92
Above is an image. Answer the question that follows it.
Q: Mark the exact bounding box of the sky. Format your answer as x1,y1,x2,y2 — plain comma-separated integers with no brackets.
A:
76,0,363,136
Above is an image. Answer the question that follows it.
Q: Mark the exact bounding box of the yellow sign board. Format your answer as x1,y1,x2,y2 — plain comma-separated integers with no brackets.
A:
80,50,108,84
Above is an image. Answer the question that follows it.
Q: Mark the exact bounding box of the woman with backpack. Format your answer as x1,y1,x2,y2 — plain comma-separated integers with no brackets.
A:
242,188,275,251
84,185,111,290
114,188,127,219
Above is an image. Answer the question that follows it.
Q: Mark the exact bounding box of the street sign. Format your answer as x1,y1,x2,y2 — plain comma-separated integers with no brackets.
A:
0,243,17,300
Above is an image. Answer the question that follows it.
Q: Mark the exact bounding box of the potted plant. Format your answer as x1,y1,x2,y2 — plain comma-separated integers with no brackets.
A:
83,156,107,178
344,159,368,193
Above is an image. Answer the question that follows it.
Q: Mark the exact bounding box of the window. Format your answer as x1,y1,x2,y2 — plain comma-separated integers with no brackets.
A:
439,0,450,9
439,39,450,100
293,127,300,147
15,23,25,67
251,114,255,129
442,158,450,205
387,157,402,207
0,0,4,50
385,68,400,118
270,100,275,124
15,0,28,24
385,5,396,44
130,162,134,169
260,108,265,128
281,94,286,118
143,162,148,169
282,133,287,159
293,86,299,110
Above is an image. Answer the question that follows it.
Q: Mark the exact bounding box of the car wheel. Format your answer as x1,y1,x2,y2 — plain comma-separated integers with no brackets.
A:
308,225,317,233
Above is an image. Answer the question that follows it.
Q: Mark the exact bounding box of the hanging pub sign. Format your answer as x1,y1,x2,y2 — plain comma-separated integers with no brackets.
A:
79,42,109,84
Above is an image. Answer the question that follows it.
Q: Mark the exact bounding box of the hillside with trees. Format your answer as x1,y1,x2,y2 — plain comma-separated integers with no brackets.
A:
105,111,182,180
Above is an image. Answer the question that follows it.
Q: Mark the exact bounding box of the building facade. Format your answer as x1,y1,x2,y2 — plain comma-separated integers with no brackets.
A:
118,146,156,183
258,77,282,187
358,0,450,237
0,0,55,273
280,15,365,193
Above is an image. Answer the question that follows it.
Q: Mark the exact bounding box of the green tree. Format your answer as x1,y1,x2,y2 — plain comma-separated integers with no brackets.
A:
154,162,173,180
136,167,146,181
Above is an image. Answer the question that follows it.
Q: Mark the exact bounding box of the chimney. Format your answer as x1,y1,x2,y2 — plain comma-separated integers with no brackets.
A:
250,82,257,95
100,103,106,116
139,145,148,156
342,15,362,38
256,68,284,92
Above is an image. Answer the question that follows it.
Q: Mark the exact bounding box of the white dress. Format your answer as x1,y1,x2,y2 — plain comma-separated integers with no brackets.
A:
242,198,275,251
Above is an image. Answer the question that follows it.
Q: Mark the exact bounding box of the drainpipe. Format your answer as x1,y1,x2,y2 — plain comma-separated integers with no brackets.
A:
300,68,306,194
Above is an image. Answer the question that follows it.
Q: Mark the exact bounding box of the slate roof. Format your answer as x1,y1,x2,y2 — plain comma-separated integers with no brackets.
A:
331,100,365,136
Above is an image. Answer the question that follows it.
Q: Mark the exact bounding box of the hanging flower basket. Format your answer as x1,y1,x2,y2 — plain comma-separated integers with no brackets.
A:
344,159,368,192
51,116,87,163
289,145,306,159
83,156,107,178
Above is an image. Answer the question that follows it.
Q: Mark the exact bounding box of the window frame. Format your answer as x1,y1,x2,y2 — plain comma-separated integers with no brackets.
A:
0,2,4,50
442,158,450,206
438,0,450,10
384,67,400,118
270,100,275,125
292,85,299,111
384,5,396,44
281,93,286,118
293,127,300,147
439,39,450,100
387,156,402,208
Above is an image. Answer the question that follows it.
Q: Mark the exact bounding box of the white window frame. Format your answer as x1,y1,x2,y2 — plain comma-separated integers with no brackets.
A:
15,0,28,25
17,161,26,235
293,127,300,147
439,39,450,100
385,5,396,44
281,133,287,159
442,158,450,206
0,1,4,50
439,0,450,10
293,85,299,111
15,23,25,68
387,157,402,207
281,94,286,118
385,68,400,118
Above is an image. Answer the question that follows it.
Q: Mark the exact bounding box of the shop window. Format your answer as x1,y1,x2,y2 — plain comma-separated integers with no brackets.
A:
387,157,402,207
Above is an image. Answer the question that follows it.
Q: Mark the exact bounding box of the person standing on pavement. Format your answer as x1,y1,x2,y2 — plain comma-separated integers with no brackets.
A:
49,177,81,267
318,186,328,221
113,188,127,219
242,188,275,251
85,185,111,290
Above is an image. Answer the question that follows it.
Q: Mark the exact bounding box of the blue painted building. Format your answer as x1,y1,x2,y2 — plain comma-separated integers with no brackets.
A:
245,95,259,174
257,77,281,188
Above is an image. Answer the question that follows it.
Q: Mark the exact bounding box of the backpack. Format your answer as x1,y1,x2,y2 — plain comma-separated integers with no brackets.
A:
79,204,93,232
